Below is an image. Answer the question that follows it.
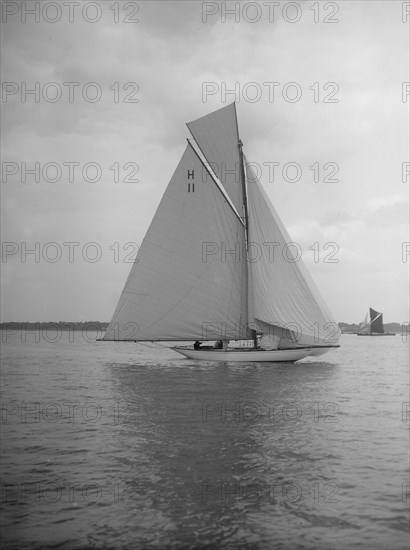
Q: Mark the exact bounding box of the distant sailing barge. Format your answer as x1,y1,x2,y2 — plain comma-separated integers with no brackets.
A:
102,103,340,362
357,308,396,336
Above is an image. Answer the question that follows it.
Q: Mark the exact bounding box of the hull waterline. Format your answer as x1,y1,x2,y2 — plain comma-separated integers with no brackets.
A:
357,333,396,336
172,346,336,362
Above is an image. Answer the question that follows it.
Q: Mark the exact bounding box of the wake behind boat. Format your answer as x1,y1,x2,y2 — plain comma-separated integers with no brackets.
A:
102,103,341,362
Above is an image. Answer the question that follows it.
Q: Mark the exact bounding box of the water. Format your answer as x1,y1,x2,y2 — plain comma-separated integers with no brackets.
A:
1,331,409,550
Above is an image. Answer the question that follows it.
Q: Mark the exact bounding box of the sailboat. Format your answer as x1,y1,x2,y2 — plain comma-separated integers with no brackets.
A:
357,308,396,336
102,103,341,362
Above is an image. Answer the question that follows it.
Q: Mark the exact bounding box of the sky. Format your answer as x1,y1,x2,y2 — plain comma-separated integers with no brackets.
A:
1,0,409,324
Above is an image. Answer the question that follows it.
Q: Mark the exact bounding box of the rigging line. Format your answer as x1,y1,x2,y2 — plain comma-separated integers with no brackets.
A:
233,105,256,345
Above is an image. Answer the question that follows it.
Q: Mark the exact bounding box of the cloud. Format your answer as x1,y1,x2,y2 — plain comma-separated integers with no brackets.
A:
1,1,408,323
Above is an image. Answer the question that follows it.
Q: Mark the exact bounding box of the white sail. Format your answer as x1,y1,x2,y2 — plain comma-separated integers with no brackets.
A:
358,313,370,334
246,161,341,347
103,143,249,341
257,321,283,350
187,103,243,216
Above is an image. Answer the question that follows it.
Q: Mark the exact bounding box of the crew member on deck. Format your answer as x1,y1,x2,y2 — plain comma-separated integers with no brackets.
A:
214,340,223,349
194,341,201,350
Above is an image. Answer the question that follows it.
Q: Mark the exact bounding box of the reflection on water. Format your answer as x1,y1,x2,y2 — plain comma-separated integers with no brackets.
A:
0,333,409,549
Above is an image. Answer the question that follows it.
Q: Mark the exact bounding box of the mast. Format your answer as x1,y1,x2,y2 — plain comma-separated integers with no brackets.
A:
239,139,249,244
234,104,257,348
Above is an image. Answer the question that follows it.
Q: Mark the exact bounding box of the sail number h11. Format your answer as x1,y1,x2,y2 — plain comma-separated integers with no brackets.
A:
187,169,195,192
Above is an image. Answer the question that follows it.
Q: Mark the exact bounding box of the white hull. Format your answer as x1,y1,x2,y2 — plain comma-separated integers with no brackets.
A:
172,346,334,363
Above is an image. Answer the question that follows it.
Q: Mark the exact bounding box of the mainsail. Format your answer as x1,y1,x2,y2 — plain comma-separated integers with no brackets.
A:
104,142,249,341
246,161,340,348
104,103,340,348
369,308,384,334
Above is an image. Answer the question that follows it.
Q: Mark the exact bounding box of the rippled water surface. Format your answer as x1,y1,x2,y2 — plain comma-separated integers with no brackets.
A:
1,331,409,549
